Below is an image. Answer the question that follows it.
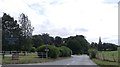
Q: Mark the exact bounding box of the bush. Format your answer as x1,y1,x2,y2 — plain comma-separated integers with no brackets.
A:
58,46,72,57
88,48,97,59
30,47,36,52
37,45,60,58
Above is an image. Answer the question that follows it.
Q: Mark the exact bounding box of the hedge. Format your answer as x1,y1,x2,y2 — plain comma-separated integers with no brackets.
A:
58,46,72,57
88,48,97,59
37,45,60,58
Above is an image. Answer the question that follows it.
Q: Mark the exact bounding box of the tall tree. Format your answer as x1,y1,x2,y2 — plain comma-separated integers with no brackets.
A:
32,35,43,48
2,13,22,51
66,35,90,54
54,36,63,47
41,33,54,45
90,42,98,49
19,13,34,52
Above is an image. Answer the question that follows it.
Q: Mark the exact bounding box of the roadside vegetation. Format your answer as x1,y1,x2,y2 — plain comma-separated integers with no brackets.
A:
1,12,119,65
89,47,119,67
2,52,71,64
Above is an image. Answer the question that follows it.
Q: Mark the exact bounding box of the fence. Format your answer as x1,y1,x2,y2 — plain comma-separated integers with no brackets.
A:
2,51,19,64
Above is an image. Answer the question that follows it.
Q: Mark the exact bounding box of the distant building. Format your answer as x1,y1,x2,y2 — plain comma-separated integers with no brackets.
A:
98,37,102,45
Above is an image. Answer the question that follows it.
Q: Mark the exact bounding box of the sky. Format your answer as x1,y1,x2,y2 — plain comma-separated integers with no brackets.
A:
0,0,119,45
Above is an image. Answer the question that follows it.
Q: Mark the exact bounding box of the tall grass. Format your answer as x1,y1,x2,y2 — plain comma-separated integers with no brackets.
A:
96,47,120,63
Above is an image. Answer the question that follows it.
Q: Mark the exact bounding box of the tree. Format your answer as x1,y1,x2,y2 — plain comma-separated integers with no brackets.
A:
19,13,34,52
67,38,81,54
102,43,117,51
2,13,22,51
75,35,90,54
41,33,54,45
66,35,90,54
54,36,63,47
90,42,98,49
32,35,44,48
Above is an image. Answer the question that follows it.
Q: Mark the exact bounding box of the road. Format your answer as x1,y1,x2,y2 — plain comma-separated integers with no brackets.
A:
2,55,99,67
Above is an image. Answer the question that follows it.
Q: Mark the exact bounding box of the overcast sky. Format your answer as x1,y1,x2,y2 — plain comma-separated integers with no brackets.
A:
0,0,119,45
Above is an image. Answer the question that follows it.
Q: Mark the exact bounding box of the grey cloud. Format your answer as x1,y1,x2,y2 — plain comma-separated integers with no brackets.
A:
102,35,118,44
25,2,45,15
74,28,88,32
33,22,71,37
24,0,63,15
49,27,71,37
33,25,71,37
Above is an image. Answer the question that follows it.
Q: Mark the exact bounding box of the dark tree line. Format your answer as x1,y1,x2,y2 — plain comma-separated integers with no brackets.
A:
32,34,90,55
90,42,118,51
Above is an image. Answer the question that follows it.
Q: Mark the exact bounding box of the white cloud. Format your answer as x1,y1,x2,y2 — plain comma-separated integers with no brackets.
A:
0,0,118,44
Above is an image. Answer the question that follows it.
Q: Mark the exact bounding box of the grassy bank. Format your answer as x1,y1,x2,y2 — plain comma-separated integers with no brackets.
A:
92,59,118,67
96,51,118,62
3,53,71,64
92,48,120,67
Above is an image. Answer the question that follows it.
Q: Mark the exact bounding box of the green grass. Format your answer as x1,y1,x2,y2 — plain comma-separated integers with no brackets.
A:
92,59,118,67
96,51,118,62
92,48,120,67
92,59,118,65
2,53,71,64
98,51,118,57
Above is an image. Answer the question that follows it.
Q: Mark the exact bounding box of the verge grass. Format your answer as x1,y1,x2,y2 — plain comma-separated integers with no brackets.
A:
3,52,71,64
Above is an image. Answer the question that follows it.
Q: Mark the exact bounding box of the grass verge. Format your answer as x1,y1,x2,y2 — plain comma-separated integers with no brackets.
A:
2,53,71,64
92,58,118,67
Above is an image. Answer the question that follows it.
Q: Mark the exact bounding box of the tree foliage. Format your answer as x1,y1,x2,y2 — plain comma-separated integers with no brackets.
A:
58,46,72,57
37,45,60,58
19,13,34,51
90,42,118,51
2,13,22,51
66,35,90,54
54,36,63,47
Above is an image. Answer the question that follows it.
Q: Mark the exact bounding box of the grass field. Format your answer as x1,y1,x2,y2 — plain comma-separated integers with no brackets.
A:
92,59,118,67
92,48,120,67
96,50,118,62
2,53,70,64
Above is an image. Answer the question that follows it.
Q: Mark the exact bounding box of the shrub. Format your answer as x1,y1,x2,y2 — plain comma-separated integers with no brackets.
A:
88,48,97,59
58,46,72,57
37,45,60,58
30,47,36,52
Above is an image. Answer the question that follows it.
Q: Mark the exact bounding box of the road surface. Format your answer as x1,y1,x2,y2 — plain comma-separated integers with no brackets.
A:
2,55,99,67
